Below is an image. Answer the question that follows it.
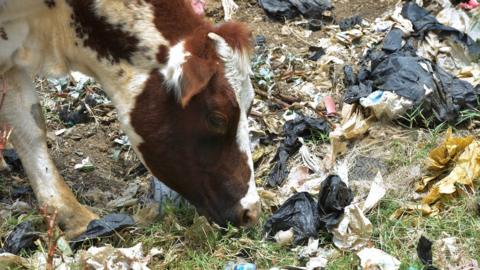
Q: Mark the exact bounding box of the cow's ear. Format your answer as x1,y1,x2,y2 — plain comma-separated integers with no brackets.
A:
214,22,252,54
180,56,216,108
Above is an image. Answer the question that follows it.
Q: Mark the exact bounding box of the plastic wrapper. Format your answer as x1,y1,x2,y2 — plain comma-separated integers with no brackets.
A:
264,192,319,245
317,175,353,230
71,214,135,244
267,116,329,187
1,221,39,255
257,0,332,21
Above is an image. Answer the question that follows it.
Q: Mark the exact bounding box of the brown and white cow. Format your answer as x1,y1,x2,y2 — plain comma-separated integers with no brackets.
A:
0,0,260,238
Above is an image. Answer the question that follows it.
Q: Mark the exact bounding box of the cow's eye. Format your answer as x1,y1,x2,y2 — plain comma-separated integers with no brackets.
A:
207,112,227,133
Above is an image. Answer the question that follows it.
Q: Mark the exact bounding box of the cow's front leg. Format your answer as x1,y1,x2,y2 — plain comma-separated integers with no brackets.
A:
0,68,98,238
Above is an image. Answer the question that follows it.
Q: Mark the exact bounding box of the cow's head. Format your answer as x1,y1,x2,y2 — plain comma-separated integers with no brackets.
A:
130,22,260,227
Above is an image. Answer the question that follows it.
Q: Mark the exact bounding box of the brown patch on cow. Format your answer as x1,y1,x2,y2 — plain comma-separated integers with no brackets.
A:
0,27,7,40
44,0,56,8
214,22,253,53
66,0,140,64
145,0,252,65
145,0,207,44
156,45,168,64
31,103,46,131
130,69,250,226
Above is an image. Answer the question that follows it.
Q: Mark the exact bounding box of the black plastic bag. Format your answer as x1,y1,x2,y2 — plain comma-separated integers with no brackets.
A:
402,2,480,61
2,221,39,255
267,116,329,186
343,27,480,124
264,192,319,245
3,149,23,172
382,28,403,52
70,213,135,244
258,0,332,21
317,175,353,230
417,236,439,270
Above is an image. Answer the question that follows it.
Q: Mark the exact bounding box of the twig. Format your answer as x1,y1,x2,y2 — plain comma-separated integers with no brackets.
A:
254,89,289,108
40,205,63,270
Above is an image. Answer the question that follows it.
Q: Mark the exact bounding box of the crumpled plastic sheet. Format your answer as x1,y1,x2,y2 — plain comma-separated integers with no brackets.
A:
382,28,404,52
332,203,372,251
71,214,135,244
402,2,480,61
8,243,161,270
415,129,480,213
78,243,161,270
417,236,437,270
357,248,401,270
1,221,39,255
267,116,330,187
359,91,413,120
265,175,354,246
264,192,319,245
257,0,332,21
343,27,480,123
317,175,353,230
332,173,386,251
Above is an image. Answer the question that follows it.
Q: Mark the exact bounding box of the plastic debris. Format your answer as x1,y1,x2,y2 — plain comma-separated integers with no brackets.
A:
74,157,95,172
77,243,161,270
357,248,401,270
332,173,386,250
258,0,332,21
273,228,294,246
106,182,139,209
71,214,135,244
324,95,336,115
264,192,319,245
416,129,480,214
417,236,437,270
382,28,404,52
359,91,413,120
402,2,480,60
1,221,39,255
338,15,363,31
265,174,353,246
2,149,22,172
267,116,330,187
307,46,325,61
332,203,372,251
317,175,353,230
224,262,257,270
344,27,480,123
362,172,387,213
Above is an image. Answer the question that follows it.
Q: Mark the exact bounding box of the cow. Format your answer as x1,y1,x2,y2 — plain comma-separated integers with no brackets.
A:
0,0,260,239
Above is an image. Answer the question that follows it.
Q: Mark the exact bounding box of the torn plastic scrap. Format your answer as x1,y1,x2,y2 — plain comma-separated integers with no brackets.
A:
357,248,400,270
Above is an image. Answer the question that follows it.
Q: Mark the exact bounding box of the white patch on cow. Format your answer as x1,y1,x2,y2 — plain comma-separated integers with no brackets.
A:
160,41,190,100
208,33,260,210
0,20,29,73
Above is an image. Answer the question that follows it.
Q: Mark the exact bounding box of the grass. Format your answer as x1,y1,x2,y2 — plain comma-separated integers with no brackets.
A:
1,128,479,270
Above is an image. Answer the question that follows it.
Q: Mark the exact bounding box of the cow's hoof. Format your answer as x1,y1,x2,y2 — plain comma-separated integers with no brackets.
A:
59,206,99,240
